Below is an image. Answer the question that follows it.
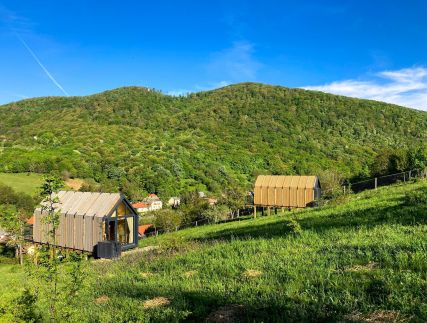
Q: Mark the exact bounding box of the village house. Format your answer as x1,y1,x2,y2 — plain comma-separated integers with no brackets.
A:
131,202,150,213
0,227,9,243
133,194,163,213
138,224,155,239
143,193,163,211
167,196,181,208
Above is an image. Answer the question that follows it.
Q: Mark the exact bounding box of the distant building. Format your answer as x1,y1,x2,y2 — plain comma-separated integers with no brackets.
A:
132,202,150,213
168,197,181,208
198,191,206,198
143,194,163,211
138,224,154,238
207,198,218,206
0,227,9,243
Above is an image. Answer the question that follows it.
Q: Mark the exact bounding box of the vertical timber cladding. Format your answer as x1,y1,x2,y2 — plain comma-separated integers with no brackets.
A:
32,191,139,253
253,175,320,208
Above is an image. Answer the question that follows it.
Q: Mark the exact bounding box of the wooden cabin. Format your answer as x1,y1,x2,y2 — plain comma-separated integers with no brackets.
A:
254,175,321,209
32,191,138,254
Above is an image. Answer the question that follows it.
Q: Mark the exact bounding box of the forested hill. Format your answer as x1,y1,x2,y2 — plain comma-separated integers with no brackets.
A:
0,83,426,199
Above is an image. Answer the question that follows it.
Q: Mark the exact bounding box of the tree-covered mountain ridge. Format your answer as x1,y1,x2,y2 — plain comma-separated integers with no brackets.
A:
0,82,426,199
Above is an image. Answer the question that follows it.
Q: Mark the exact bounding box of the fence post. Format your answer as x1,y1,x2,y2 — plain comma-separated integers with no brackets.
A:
403,172,406,182
409,170,412,180
195,221,198,226
374,177,378,190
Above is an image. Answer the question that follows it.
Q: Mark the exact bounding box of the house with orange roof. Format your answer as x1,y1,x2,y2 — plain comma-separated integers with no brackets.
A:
132,202,150,213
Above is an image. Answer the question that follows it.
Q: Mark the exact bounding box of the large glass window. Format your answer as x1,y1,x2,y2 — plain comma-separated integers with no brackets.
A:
107,220,116,241
126,217,134,244
117,217,133,244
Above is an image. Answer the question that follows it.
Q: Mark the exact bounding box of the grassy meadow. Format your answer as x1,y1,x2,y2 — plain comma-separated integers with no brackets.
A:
1,180,426,321
0,173,44,196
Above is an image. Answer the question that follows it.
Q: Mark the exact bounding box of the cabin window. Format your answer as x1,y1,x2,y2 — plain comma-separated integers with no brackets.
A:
117,218,133,244
117,202,127,216
107,220,116,241
126,217,134,244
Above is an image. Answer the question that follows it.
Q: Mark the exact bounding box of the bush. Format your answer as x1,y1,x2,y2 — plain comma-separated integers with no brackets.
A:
201,205,230,223
319,170,345,199
153,209,183,232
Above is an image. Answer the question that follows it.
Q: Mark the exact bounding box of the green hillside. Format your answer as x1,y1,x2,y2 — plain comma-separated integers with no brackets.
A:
0,83,426,199
1,180,426,321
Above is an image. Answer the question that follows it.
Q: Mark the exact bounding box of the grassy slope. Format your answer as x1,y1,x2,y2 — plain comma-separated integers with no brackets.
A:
1,181,426,321
0,173,44,195
0,173,85,196
85,181,426,322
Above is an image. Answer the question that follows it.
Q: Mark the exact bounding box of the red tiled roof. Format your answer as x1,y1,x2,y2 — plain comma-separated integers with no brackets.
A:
27,215,35,225
132,202,148,209
138,224,153,235
148,193,158,198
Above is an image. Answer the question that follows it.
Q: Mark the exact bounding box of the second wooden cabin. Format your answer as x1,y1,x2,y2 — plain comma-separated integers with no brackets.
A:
254,175,321,208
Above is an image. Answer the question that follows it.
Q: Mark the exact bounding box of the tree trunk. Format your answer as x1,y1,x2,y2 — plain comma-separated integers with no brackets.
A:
19,244,23,265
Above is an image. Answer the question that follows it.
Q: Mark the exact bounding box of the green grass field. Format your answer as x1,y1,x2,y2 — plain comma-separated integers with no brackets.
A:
0,173,44,196
1,180,426,321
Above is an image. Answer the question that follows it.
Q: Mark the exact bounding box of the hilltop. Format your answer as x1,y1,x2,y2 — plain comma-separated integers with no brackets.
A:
0,83,426,199
1,180,426,321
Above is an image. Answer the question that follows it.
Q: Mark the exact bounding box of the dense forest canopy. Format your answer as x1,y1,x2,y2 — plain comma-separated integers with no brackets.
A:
0,83,426,200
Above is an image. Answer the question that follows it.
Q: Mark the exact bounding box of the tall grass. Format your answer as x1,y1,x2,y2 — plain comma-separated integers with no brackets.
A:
1,181,427,321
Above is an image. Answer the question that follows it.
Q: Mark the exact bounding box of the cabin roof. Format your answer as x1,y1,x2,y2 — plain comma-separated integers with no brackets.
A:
254,175,319,189
34,191,123,218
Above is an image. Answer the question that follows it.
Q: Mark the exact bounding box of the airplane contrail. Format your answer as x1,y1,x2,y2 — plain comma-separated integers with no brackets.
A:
15,33,69,96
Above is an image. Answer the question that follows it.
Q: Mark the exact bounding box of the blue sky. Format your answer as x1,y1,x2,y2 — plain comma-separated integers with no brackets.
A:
0,0,427,110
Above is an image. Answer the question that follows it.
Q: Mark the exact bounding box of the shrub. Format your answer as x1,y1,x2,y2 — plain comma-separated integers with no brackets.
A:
153,209,183,232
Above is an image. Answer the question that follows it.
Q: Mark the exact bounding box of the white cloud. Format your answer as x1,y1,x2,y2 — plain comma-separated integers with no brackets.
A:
207,41,262,82
304,67,427,111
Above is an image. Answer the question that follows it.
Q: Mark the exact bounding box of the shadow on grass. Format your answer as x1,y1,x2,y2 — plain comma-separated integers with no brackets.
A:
98,279,349,322
194,187,427,243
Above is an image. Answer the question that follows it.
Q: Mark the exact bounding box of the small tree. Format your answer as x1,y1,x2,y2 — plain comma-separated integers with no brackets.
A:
153,209,183,232
221,185,246,218
0,204,29,265
201,205,230,223
37,175,64,321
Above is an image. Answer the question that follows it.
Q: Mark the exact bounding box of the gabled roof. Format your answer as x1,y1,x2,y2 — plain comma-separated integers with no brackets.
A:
138,224,153,235
27,216,35,225
254,175,319,189
34,191,123,218
132,202,149,209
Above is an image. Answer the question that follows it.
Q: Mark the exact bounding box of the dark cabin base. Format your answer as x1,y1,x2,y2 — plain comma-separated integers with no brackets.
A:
95,241,122,259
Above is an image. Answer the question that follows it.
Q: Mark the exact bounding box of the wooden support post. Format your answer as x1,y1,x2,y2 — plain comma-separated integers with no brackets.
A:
262,207,264,216
267,207,271,216
253,206,256,218
274,208,277,215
